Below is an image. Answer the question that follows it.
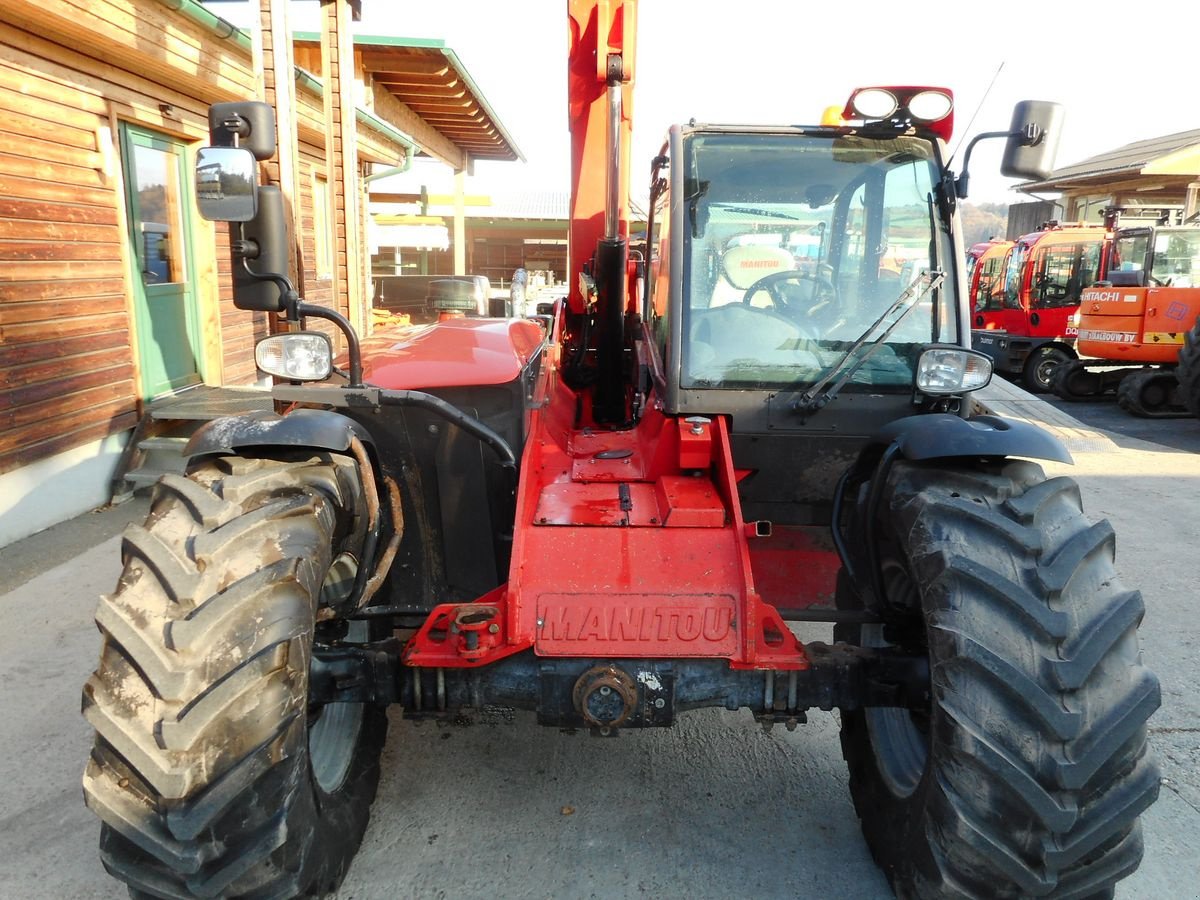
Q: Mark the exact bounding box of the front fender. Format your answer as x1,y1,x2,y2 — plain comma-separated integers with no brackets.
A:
185,408,375,459
869,413,1072,465
833,413,1071,605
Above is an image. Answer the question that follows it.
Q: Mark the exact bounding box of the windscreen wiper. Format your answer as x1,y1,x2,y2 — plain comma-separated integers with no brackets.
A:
792,270,945,416
719,205,805,221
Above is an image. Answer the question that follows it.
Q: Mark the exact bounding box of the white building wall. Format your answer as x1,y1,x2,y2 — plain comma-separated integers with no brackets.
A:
0,433,129,549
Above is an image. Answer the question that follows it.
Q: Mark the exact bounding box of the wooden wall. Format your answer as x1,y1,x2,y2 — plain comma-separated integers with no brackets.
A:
0,0,404,476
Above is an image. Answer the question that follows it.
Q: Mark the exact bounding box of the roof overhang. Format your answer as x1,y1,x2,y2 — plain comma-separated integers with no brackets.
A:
1019,135,1200,194
294,32,523,167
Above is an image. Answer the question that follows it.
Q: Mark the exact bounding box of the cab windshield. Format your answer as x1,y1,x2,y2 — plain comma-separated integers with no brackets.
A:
1113,228,1200,287
1153,229,1200,286
681,131,956,390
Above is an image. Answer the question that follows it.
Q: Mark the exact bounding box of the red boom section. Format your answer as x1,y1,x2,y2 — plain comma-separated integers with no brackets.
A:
402,0,823,671
566,0,635,315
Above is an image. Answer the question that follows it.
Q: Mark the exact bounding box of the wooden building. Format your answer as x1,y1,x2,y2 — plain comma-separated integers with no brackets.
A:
370,188,570,287
1016,129,1200,227
0,0,519,546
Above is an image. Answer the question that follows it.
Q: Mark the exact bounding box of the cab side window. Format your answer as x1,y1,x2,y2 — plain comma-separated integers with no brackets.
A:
974,255,1009,311
650,182,671,360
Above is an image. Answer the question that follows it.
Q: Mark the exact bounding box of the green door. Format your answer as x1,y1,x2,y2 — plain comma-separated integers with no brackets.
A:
120,125,202,399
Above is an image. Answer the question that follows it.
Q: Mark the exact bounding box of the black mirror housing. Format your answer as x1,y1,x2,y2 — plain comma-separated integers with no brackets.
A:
208,101,277,161
1001,101,1065,181
231,184,288,312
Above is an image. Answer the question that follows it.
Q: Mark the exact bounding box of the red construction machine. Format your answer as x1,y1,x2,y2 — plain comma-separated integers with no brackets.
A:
970,223,1109,392
965,236,1007,279
1053,210,1200,416
80,2,1159,898
966,236,1013,316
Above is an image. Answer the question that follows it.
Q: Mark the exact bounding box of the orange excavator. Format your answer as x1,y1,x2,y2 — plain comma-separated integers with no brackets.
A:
79,2,1159,898
1053,207,1200,416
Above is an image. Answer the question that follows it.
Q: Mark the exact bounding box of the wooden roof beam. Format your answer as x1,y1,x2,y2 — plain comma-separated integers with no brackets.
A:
357,52,450,76
371,82,465,169
373,81,466,98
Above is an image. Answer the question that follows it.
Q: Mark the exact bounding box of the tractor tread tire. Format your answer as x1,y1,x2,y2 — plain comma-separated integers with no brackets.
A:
1115,369,1185,418
1177,316,1200,418
838,460,1159,899
82,454,386,900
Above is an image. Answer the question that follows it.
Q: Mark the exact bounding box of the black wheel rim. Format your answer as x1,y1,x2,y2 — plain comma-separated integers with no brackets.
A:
1035,354,1061,389
309,552,365,793
863,562,930,799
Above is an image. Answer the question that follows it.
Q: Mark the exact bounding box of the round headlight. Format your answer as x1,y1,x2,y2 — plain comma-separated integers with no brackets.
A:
851,89,898,120
908,90,953,122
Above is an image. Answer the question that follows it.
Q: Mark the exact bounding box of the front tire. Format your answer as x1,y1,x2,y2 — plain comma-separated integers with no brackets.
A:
837,459,1160,898
1022,345,1071,393
1177,315,1200,418
82,454,387,899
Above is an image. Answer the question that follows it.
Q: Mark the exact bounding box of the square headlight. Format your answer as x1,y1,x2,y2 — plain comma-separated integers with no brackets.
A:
916,346,992,394
255,332,333,381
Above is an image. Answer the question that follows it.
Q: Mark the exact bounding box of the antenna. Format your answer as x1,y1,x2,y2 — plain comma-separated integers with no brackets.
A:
949,62,1005,164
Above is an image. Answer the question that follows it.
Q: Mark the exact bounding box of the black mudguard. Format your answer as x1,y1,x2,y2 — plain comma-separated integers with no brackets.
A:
185,408,375,459
868,412,1072,465
832,413,1070,595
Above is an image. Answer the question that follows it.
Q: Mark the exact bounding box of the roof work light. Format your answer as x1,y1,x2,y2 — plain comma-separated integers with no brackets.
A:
841,86,955,141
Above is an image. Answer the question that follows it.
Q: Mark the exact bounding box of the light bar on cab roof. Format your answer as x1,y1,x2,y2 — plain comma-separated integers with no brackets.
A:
841,86,955,142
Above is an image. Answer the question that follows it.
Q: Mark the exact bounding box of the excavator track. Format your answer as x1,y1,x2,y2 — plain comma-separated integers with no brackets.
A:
1051,358,1115,401
1115,368,1190,418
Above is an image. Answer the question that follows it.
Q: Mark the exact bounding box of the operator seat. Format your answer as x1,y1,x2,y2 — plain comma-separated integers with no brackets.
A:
715,244,795,307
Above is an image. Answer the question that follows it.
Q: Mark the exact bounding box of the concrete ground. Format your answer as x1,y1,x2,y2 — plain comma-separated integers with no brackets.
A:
1,381,1196,899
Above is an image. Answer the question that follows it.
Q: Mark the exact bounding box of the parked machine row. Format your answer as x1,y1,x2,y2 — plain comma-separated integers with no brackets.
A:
1055,212,1200,416
969,207,1200,417
969,224,1108,392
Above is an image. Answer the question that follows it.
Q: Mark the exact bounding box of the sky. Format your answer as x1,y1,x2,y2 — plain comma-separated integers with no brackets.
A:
224,1,1200,205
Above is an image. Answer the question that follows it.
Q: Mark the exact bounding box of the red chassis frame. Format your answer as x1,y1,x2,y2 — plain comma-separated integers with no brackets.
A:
404,331,839,672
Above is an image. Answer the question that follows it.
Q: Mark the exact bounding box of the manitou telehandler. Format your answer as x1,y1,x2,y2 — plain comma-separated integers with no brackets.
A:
81,2,1160,897
1053,209,1200,416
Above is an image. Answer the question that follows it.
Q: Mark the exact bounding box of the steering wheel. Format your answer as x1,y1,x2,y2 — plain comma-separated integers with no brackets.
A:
741,270,836,311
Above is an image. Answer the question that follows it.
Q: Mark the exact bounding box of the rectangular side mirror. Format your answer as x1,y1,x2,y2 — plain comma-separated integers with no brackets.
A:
196,147,258,222
1001,101,1065,181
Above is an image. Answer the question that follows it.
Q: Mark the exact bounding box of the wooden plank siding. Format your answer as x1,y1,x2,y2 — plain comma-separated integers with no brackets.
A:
0,2,243,474
0,0,420,478
0,24,138,472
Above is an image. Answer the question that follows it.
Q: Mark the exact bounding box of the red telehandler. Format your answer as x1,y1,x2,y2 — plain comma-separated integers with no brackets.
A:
80,3,1159,897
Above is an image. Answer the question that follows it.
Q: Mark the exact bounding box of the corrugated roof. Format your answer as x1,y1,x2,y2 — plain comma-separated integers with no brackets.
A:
1023,128,1200,190
294,32,523,163
464,191,569,220
421,191,651,222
